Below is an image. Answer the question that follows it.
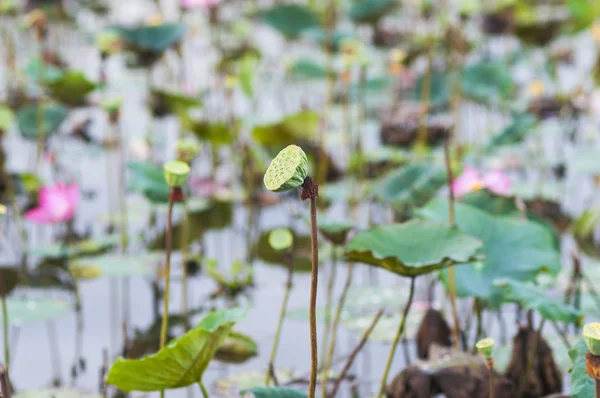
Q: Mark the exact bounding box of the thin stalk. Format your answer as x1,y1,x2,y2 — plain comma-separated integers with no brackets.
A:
323,263,354,389
415,43,433,153
307,195,319,398
265,252,294,386
0,364,10,398
517,319,546,398
72,281,84,386
159,190,176,398
378,277,416,398
328,309,384,398
1,296,8,374
444,140,460,350
596,379,600,398
180,200,190,330
198,382,209,398
486,358,495,398
320,245,337,397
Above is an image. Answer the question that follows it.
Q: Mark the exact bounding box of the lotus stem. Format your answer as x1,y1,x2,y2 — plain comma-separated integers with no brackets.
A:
378,277,416,398
323,263,354,392
485,358,495,398
180,200,191,330
329,309,384,398
159,188,176,398
415,42,433,153
301,177,320,398
265,252,294,386
198,381,209,398
320,244,337,397
0,364,10,398
1,296,8,375
517,319,545,398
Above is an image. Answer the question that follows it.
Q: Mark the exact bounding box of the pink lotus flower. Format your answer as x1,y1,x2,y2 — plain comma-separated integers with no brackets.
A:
25,183,80,224
451,165,510,198
179,0,220,9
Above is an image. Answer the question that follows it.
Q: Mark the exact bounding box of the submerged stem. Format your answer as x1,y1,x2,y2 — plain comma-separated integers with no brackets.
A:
378,277,416,398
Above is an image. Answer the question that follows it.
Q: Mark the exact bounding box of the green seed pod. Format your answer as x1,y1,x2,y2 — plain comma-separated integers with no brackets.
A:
101,96,123,113
475,337,495,359
263,145,308,192
584,323,600,356
163,160,191,187
176,139,201,164
268,228,294,252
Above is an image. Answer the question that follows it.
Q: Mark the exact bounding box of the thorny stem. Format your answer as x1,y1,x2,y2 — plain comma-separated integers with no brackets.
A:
1,296,8,375
159,189,176,398
323,263,354,391
302,177,319,398
378,277,416,398
444,140,460,350
320,245,337,397
265,253,294,386
329,309,384,398
517,319,546,398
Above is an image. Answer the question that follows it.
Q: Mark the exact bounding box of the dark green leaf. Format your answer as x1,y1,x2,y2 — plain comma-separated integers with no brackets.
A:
0,267,19,297
127,161,170,204
348,0,396,24
569,339,595,398
486,113,537,150
411,71,450,110
110,24,187,53
252,111,318,147
461,61,514,104
16,103,69,140
241,387,307,398
46,71,97,106
259,5,319,39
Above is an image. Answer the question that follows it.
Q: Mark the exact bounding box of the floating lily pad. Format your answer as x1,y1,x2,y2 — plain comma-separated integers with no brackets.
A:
461,61,514,104
109,24,187,53
15,388,102,398
215,331,258,364
418,199,561,303
16,103,69,140
214,370,294,397
252,111,319,148
27,234,120,259
0,297,71,326
486,113,537,150
345,219,482,278
348,0,396,24
259,4,319,39
107,308,246,392
241,387,307,398
72,252,163,278
494,279,582,325
46,71,97,106
128,161,170,204
569,339,594,398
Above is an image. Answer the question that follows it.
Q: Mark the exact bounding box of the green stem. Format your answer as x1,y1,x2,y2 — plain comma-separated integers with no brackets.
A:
308,196,319,398
415,43,433,153
159,191,175,398
1,296,8,373
320,245,337,397
265,253,294,386
180,200,190,330
378,277,416,398
516,319,545,398
487,359,495,398
198,381,209,398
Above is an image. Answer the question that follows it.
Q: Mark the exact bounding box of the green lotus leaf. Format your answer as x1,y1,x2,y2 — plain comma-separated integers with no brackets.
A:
26,234,120,259
573,208,600,259
24,57,65,84
345,219,482,278
252,111,319,147
16,103,69,140
128,161,171,204
214,331,258,364
0,267,19,297
259,4,319,39
0,297,71,326
494,278,582,325
109,24,187,53
180,114,234,146
369,163,447,209
486,113,537,150
288,58,328,79
0,105,15,131
15,388,101,398
46,71,98,106
569,339,594,398
302,28,353,52
150,89,202,117
107,308,246,392
565,0,600,33
303,214,354,246
241,387,307,398
71,252,163,278
417,199,561,302
348,0,396,24
461,61,514,104
411,71,450,110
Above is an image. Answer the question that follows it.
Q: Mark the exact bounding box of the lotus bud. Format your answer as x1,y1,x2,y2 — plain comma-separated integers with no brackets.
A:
475,337,495,359
163,160,191,187
584,323,600,356
268,228,293,252
263,145,308,193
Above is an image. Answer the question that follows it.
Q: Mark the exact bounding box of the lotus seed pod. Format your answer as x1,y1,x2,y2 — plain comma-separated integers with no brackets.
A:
263,145,308,193
268,228,293,252
176,139,201,163
0,204,6,216
101,96,123,113
475,338,495,359
584,323,600,356
163,160,191,187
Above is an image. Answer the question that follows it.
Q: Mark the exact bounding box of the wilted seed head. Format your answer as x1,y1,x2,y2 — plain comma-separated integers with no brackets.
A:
164,160,191,187
584,323,600,356
268,228,293,252
475,337,495,359
263,145,308,193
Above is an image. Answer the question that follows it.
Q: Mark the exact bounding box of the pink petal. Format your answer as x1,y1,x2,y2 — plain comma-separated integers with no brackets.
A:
483,170,511,196
25,207,57,223
26,183,79,224
451,165,483,198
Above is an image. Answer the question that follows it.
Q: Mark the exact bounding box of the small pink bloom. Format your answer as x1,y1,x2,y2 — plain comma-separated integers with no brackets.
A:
451,165,510,198
189,177,229,199
179,0,220,9
25,183,80,224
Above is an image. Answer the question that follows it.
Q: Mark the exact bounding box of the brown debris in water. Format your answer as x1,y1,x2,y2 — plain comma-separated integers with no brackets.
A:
416,308,452,360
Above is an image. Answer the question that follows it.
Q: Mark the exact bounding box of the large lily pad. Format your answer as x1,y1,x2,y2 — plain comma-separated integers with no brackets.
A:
107,308,246,392
109,24,187,53
348,0,396,24
565,0,600,33
16,103,69,140
417,199,561,302
46,71,97,106
71,252,163,278
0,297,71,326
569,339,594,398
461,61,514,104
345,219,482,278
494,279,582,325
259,5,319,39
252,111,319,148
181,117,234,146
128,161,170,204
